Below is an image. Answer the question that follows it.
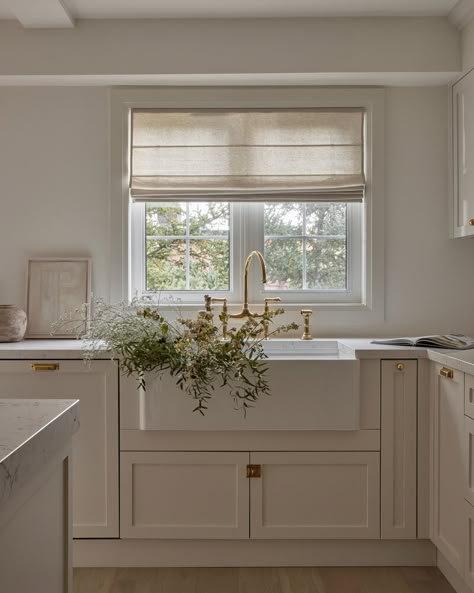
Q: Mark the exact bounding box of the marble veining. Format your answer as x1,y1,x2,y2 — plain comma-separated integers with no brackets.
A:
0,399,79,506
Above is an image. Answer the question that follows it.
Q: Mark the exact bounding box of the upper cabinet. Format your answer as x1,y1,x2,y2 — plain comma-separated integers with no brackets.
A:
451,69,474,238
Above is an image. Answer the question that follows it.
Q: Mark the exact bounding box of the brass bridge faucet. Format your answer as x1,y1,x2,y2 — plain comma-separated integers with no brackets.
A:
229,251,269,320
203,251,281,334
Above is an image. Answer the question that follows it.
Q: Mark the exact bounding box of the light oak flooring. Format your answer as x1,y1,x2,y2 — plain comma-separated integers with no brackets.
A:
74,567,456,593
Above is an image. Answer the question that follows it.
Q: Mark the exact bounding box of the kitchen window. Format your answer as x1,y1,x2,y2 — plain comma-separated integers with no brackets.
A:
111,87,383,311
130,199,361,305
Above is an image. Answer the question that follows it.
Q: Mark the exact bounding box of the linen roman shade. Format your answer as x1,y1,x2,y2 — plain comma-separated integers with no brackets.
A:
130,108,365,202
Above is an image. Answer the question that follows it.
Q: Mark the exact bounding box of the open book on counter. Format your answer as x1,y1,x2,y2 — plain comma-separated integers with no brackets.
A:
371,335,474,349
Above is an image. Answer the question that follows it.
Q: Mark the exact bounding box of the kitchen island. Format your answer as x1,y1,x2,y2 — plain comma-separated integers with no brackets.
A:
0,399,79,593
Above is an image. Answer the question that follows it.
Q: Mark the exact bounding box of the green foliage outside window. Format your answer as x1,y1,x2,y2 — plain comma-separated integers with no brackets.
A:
144,202,347,293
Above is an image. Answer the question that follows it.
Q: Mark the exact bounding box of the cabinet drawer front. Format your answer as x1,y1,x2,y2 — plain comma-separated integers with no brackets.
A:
120,451,250,539
0,360,119,538
466,375,474,420
250,451,380,539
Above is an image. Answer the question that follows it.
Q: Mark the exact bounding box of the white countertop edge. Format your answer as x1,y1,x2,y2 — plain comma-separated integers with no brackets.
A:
1,338,474,373
0,399,80,507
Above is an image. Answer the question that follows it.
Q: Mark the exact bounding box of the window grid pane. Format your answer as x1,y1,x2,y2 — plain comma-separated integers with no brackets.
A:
145,203,230,292
264,203,348,291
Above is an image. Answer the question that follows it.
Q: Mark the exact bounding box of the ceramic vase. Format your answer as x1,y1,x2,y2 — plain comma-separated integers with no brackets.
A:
0,305,27,342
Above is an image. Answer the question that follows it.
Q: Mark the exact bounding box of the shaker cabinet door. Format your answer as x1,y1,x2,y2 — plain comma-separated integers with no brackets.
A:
249,451,380,539
0,360,119,538
381,360,417,539
451,68,474,238
120,451,250,539
431,363,465,573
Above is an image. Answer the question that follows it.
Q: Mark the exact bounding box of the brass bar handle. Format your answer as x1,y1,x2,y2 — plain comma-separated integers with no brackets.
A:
440,367,454,379
31,363,59,371
396,362,405,371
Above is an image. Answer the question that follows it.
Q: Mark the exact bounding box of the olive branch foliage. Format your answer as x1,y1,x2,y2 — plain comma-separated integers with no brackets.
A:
53,297,298,415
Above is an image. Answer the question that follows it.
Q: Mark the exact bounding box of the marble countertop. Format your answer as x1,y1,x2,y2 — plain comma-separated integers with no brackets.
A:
0,338,473,373
0,338,429,359
0,399,79,507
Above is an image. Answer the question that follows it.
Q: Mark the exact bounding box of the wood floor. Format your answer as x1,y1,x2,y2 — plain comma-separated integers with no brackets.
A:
73,567,456,593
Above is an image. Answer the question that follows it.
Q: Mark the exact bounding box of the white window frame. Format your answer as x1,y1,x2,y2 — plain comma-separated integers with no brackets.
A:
130,201,243,305
110,87,384,315
130,201,361,305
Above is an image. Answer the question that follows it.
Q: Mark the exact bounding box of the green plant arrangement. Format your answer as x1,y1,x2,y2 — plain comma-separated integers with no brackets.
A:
54,298,298,415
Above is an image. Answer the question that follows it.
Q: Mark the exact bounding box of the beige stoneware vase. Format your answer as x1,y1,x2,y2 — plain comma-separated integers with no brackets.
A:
0,305,27,342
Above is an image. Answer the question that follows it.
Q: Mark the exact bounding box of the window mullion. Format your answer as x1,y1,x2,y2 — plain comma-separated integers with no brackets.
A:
185,203,190,290
302,203,307,290
247,203,265,303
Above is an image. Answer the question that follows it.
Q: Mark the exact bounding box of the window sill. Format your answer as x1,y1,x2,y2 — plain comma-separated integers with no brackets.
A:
153,301,371,313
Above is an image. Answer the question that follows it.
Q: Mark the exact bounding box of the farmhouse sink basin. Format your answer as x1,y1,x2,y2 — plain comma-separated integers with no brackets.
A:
260,339,355,359
139,340,360,431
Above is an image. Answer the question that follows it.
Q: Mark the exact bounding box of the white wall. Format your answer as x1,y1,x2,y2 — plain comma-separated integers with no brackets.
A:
0,87,110,302
462,18,474,71
1,85,473,337
382,87,474,337
0,17,460,83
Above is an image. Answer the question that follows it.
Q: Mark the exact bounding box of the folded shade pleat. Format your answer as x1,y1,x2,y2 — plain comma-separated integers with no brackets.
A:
130,109,365,202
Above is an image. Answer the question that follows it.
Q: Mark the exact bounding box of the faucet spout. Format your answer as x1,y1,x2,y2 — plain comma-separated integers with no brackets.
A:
243,251,266,311
228,250,267,319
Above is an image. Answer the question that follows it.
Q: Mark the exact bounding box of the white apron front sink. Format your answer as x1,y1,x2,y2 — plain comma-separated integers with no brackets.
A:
139,340,360,431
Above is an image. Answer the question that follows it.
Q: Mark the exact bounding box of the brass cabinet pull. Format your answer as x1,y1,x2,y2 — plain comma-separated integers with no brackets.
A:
440,367,454,379
469,219,474,226
396,362,405,371
31,363,59,371
247,464,261,478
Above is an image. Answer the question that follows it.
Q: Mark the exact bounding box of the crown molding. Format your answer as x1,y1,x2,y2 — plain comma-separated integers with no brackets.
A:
449,0,474,29
6,0,74,28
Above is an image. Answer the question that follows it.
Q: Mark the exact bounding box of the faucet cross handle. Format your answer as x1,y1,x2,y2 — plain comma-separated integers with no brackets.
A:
263,297,282,339
264,297,281,312
204,294,213,312
210,298,228,338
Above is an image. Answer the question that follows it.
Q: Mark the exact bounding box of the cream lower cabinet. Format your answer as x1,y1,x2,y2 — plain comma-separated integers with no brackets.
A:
120,450,380,540
465,501,474,590
120,451,250,539
250,451,380,539
0,360,119,538
465,416,474,591
380,360,417,539
431,363,465,574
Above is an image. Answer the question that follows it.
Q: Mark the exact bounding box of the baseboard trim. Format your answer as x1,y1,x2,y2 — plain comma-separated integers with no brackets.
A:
437,551,471,593
74,539,436,568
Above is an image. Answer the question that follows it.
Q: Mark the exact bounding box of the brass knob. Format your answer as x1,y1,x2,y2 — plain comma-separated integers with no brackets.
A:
396,362,405,371
469,219,474,226
246,464,261,478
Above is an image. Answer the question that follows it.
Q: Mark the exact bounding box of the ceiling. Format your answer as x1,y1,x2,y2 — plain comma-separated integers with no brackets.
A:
0,0,463,27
